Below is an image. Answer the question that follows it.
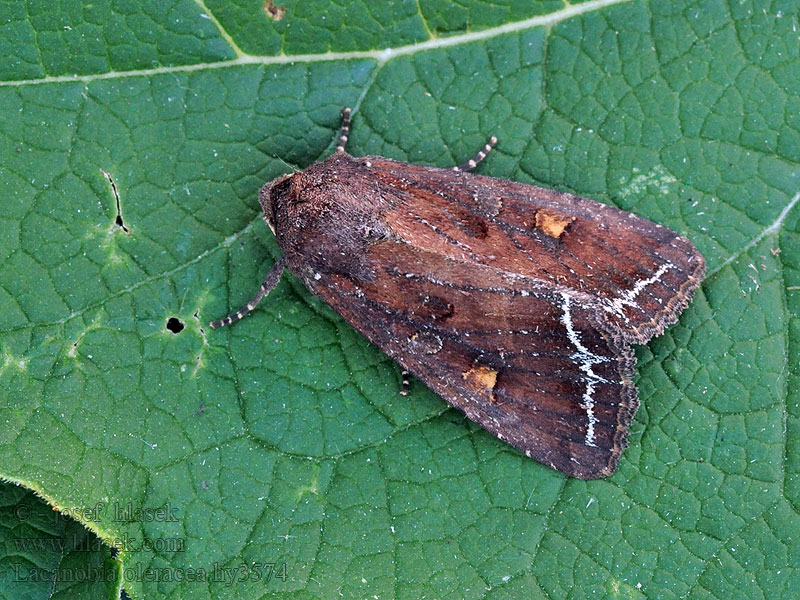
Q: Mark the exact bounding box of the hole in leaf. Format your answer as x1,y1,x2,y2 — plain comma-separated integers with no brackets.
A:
100,168,131,234
166,317,185,334
264,0,286,20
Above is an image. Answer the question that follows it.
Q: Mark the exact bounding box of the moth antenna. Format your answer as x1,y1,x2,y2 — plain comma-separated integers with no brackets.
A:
335,107,351,153
271,154,300,173
453,136,498,172
209,257,287,329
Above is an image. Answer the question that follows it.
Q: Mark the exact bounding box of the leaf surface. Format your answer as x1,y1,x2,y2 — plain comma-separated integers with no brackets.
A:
1,0,798,598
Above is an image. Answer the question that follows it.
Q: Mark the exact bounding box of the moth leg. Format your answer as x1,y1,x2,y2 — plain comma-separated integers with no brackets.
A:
400,370,410,396
209,257,287,329
453,136,498,172
335,107,351,153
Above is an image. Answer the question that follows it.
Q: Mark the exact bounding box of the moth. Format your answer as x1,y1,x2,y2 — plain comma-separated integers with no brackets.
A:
211,108,705,479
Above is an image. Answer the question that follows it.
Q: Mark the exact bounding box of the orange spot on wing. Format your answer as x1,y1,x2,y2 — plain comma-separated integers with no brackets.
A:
462,364,498,401
535,211,576,238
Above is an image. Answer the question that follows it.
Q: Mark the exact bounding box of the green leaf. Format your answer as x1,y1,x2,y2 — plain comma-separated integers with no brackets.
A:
1,0,799,598
0,485,120,599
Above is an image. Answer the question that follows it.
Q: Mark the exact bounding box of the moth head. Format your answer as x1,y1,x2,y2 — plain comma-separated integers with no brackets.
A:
259,169,333,260
258,158,376,280
259,173,295,236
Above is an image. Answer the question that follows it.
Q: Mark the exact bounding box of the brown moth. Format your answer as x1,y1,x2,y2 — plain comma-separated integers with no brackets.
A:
211,108,705,479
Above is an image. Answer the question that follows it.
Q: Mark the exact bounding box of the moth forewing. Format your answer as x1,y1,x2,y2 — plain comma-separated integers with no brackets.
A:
211,108,705,479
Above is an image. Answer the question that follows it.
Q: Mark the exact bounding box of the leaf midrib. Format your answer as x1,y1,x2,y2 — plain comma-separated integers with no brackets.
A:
0,0,634,88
